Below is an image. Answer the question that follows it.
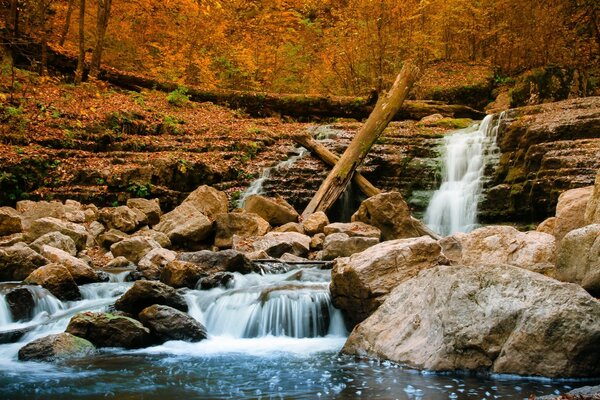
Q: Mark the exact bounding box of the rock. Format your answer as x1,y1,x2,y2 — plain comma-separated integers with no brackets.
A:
279,253,306,262
139,304,207,342
331,236,447,326
273,222,304,234
0,207,22,236
16,200,65,229
0,243,48,281
178,249,254,274
321,233,379,260
6,287,35,321
132,229,171,248
83,204,98,222
232,232,311,258
26,217,90,251
127,198,162,226
154,202,213,244
536,217,556,234
199,271,235,289
64,200,85,223
556,224,600,296
449,226,556,275
160,260,206,289
99,206,144,233
87,221,105,239
104,256,133,269
66,312,152,349
98,228,128,249
351,192,421,240
18,333,95,361
554,186,593,240
243,195,299,226
537,385,600,400
585,169,600,225
38,245,100,284
114,280,188,315
23,263,81,301
302,211,329,236
323,222,381,239
214,212,270,249
30,232,77,256
110,237,161,264
0,233,25,247
342,264,600,378
137,248,178,280
310,233,325,251
182,185,228,220
418,113,444,126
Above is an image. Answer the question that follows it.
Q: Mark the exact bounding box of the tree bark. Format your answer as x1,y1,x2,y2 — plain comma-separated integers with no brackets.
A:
302,62,420,217
293,133,441,240
89,0,112,79
9,0,19,37
74,0,85,84
59,0,76,46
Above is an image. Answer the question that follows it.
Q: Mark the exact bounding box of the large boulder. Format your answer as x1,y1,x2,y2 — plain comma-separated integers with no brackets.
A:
214,212,270,249
160,260,206,289
30,231,77,256
38,245,100,284
127,198,162,226
243,195,299,226
18,333,95,361
132,229,171,248
586,169,600,225
351,192,421,240
99,206,144,233
178,249,254,274
0,243,48,281
98,228,128,249
26,217,90,251
321,233,379,261
323,222,381,238
114,280,188,315
154,202,213,244
232,232,310,258
0,207,22,236
182,185,228,219
301,211,329,236
6,287,35,321
139,304,207,342
342,264,600,378
136,248,177,280
553,186,593,241
23,263,81,301
110,237,161,264
449,226,556,275
331,236,447,326
556,224,600,296
66,312,153,349
16,200,65,229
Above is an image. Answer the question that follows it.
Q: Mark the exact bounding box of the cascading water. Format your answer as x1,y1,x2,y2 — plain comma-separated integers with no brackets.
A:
424,114,502,236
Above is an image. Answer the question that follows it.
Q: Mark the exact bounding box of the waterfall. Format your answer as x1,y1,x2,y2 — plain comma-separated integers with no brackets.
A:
424,114,501,236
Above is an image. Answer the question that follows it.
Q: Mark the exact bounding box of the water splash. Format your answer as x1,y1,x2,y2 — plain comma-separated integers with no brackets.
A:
424,114,502,236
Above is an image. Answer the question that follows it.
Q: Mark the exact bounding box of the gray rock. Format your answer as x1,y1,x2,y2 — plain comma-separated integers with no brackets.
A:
127,198,162,226
26,217,90,251
154,202,213,244
321,233,379,260
114,280,188,315
110,237,161,264
0,243,48,281
243,195,299,226
66,312,152,349
30,231,77,256
556,224,600,296
6,287,35,321
0,207,22,236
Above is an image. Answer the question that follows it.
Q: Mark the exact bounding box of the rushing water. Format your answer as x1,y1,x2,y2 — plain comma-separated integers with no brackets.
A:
424,114,502,236
0,264,591,399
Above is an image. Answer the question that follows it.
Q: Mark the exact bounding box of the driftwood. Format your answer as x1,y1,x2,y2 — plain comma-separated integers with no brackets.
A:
5,33,485,121
293,133,441,240
302,63,421,217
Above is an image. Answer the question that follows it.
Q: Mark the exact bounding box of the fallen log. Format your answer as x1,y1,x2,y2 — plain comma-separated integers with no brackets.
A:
302,62,420,217
293,133,441,240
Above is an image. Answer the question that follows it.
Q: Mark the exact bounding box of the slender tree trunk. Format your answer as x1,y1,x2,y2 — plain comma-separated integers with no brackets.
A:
302,61,420,217
89,0,112,79
38,1,50,76
59,0,76,46
9,0,19,37
74,0,85,84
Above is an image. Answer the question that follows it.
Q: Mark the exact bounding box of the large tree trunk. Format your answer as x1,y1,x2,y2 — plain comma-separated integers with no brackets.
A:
74,0,85,84
59,0,76,46
89,0,112,79
302,62,420,217
293,133,441,240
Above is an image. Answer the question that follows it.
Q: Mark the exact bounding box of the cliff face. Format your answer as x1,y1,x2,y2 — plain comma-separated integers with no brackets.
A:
480,97,600,223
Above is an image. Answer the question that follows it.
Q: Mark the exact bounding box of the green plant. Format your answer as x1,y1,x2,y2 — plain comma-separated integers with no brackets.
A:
95,177,106,185
130,91,146,107
230,190,242,208
127,182,151,198
167,86,190,107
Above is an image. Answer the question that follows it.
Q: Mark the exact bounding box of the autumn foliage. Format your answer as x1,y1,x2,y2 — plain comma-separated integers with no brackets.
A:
2,0,599,95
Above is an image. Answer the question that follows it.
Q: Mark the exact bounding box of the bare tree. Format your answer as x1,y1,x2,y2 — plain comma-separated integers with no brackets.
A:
89,0,112,79
74,0,85,83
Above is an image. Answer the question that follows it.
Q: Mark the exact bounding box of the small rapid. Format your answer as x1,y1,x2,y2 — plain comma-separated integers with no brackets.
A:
424,114,502,236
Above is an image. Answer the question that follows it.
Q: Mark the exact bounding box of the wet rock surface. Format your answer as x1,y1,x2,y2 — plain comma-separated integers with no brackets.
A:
66,312,153,349
23,263,81,301
138,304,207,343
114,280,188,315
18,333,96,361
